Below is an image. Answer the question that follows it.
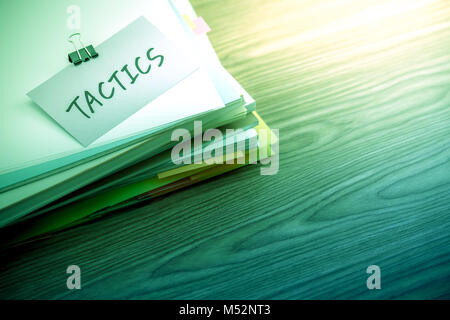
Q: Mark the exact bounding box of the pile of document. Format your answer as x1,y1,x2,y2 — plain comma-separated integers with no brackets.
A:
0,0,275,246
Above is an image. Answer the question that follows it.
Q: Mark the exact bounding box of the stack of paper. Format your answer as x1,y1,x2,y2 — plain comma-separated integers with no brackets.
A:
0,0,275,246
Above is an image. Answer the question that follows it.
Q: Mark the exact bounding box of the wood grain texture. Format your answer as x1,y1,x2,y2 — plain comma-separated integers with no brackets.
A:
1,0,449,299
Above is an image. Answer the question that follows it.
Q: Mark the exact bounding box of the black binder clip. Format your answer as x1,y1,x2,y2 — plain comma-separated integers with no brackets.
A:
68,33,99,66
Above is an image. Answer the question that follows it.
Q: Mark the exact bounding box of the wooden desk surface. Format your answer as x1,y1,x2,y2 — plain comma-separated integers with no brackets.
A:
1,0,449,299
